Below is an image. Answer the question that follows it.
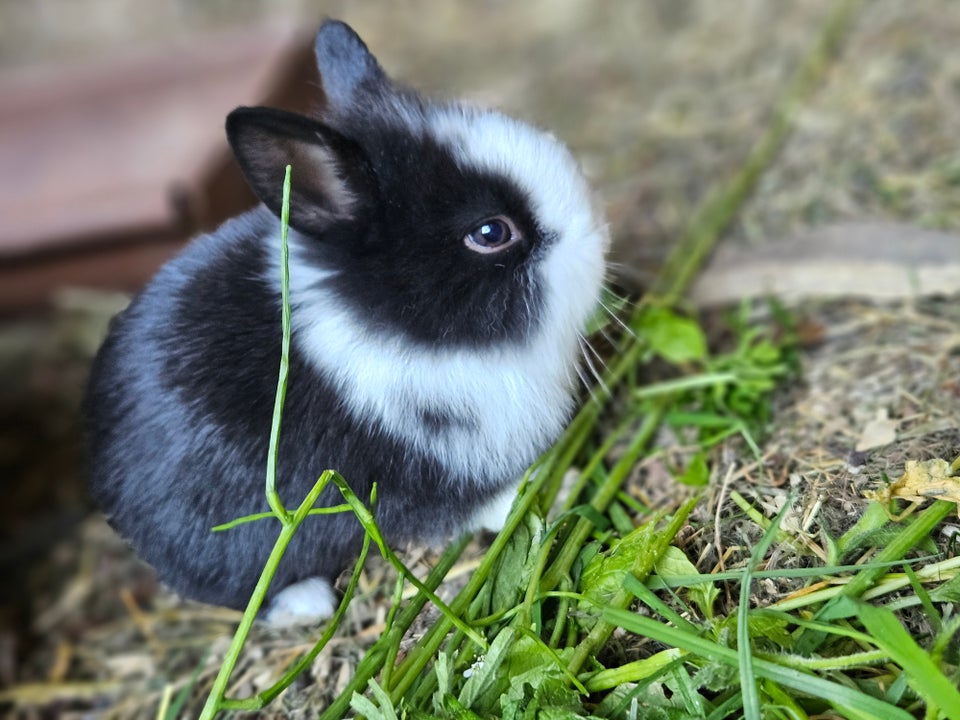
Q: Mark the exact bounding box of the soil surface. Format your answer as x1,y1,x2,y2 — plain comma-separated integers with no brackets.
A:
2,2,959,718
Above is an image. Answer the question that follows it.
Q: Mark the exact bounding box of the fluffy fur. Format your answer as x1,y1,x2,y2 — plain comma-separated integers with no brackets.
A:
83,20,608,621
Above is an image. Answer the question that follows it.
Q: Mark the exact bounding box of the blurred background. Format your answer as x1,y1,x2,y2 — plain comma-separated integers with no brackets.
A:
3,0,960,712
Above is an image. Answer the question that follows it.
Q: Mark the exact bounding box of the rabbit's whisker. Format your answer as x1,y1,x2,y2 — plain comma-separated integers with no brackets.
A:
578,333,610,397
599,298,637,340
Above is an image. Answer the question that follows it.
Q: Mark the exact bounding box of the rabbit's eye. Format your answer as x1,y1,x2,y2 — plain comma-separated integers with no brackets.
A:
463,216,521,254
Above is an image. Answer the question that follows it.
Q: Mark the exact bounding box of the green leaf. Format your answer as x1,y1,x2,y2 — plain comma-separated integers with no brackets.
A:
501,669,586,720
351,679,399,720
498,637,599,719
929,573,960,603
458,627,516,712
350,693,385,720
747,615,793,649
638,307,708,364
676,452,710,487
584,647,685,692
432,652,454,717
458,629,593,719
692,660,739,694
715,613,793,651
440,695,485,720
835,502,893,557
570,540,603,584
489,512,545,614
580,522,657,613
653,545,719,618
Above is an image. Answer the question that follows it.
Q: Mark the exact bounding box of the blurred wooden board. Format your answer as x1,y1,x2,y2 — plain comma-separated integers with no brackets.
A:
689,222,960,306
0,23,315,311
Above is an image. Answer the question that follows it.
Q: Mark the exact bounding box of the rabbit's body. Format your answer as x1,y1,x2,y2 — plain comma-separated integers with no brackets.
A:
84,21,607,622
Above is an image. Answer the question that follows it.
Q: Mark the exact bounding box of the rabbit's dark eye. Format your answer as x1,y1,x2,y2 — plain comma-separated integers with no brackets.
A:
463,216,522,254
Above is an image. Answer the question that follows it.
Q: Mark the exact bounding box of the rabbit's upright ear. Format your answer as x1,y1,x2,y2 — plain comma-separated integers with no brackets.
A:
226,107,374,235
314,20,391,113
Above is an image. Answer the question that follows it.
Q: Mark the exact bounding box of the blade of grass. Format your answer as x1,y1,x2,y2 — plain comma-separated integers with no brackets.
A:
220,527,374,710
329,474,487,650
737,496,796,720
797,501,957,655
901,562,941,633
763,679,810,720
199,166,370,718
198,470,340,718
160,648,210,720
385,471,549,701
622,575,701,635
601,609,913,720
645,555,942,589
264,165,293,520
211,504,353,532
633,372,738,399
852,599,960,720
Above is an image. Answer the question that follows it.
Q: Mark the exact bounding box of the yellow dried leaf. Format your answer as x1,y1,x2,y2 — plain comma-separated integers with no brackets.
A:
864,459,960,519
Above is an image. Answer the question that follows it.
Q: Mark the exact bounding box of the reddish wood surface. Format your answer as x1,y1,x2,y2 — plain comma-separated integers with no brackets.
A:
0,23,316,312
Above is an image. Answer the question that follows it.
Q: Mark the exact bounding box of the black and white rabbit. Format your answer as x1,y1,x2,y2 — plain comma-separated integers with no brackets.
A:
83,20,608,624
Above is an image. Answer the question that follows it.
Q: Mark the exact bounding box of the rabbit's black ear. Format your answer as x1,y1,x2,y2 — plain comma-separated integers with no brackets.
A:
314,20,390,112
226,106,374,235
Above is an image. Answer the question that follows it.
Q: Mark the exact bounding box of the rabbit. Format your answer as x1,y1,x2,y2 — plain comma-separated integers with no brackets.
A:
83,19,609,625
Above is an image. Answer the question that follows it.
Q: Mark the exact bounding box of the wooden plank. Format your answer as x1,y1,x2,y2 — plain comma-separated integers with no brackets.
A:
0,23,315,310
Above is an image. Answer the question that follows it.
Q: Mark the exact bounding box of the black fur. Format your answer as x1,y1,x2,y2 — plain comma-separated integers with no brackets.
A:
226,80,548,348
300,123,548,347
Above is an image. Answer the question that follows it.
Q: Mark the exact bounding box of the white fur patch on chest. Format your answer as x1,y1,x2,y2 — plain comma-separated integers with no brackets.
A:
277,243,579,485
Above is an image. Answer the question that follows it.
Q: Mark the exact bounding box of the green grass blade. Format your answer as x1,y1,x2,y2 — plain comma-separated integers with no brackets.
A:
601,609,913,720
739,496,795,720
161,649,210,720
839,501,955,600
852,600,960,720
264,164,294,520
223,529,375,709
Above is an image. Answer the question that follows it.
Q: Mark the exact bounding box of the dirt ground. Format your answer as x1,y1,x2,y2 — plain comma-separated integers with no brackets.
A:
2,1,959,717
